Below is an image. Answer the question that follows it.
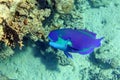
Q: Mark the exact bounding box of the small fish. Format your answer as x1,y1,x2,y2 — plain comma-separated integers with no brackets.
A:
48,28,103,58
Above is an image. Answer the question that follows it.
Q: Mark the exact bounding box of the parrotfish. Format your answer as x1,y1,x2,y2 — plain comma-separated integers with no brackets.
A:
48,28,103,58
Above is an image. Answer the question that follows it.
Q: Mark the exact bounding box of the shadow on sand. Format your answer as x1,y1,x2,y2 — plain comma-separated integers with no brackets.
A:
13,37,60,71
33,41,60,71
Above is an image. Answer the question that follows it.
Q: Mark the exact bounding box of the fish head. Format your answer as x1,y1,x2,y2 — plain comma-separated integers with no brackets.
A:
49,36,72,51
48,30,59,42
48,29,73,51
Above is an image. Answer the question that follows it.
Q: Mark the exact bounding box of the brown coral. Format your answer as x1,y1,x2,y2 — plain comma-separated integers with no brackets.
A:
0,0,51,59
0,0,51,49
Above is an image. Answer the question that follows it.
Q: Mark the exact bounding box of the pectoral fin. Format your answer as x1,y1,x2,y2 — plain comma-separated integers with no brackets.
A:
64,51,73,58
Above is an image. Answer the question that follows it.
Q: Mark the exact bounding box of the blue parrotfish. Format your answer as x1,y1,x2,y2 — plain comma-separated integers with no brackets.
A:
48,28,103,58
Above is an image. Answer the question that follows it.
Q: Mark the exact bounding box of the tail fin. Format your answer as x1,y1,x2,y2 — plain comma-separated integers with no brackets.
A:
96,37,104,47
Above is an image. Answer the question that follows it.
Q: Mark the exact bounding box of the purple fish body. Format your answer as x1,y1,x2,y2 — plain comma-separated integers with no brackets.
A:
48,28,103,58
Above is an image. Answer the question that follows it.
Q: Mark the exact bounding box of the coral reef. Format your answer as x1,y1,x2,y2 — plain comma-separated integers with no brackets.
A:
0,0,78,60
3,0,51,46
0,0,51,59
46,0,84,32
